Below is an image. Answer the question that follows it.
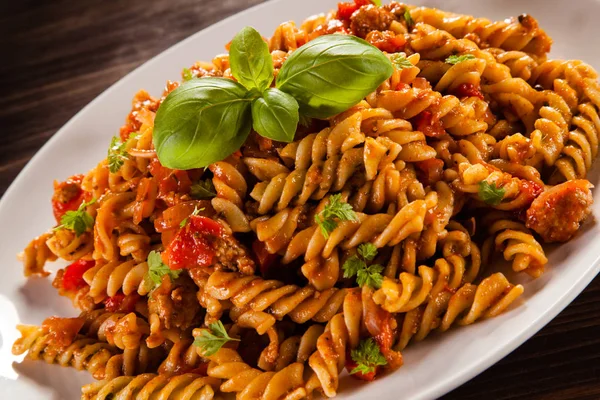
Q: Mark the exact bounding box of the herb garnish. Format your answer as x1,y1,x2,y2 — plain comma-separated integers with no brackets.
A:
403,10,414,29
350,338,388,375
445,54,476,65
54,198,96,237
343,243,384,289
314,194,358,238
194,320,240,356
390,53,413,70
146,250,180,289
107,136,129,173
153,28,393,169
478,181,505,206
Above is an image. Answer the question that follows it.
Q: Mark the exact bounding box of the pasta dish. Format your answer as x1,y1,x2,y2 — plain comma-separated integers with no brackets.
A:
12,1,599,399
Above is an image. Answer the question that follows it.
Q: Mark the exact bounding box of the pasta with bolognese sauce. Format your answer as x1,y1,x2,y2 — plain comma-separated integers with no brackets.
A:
12,1,598,399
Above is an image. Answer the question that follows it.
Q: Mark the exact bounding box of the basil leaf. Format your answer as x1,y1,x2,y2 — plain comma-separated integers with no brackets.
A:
229,26,274,92
153,78,252,169
276,35,393,118
251,88,299,142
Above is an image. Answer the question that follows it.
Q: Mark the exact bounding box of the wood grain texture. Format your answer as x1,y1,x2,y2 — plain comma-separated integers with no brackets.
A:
1,1,599,399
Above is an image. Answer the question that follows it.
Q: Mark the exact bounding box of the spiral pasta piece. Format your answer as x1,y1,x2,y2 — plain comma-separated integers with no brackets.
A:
202,271,347,325
83,259,150,303
397,272,524,349
12,324,118,380
20,232,57,277
409,7,552,56
207,348,307,400
82,373,218,400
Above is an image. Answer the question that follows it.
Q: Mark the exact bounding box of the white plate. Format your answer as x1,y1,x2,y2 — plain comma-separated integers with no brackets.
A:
2,0,600,399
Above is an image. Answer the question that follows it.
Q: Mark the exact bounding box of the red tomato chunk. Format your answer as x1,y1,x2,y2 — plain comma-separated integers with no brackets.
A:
163,216,223,270
61,259,95,291
52,174,86,222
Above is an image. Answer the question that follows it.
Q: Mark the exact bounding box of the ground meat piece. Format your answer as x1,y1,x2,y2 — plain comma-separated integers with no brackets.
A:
213,234,255,275
350,4,395,38
525,179,593,243
148,276,201,331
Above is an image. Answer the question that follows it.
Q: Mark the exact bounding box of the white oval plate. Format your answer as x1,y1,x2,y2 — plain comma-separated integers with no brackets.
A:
2,0,600,399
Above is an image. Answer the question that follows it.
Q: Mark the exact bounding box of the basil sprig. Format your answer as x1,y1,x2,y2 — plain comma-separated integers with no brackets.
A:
154,27,393,169
276,35,393,118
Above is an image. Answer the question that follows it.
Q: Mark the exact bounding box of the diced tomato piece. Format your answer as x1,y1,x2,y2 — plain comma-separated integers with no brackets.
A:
415,158,445,186
252,240,279,276
163,216,223,270
411,110,446,138
450,83,484,100
52,174,86,222
337,0,372,20
119,125,135,141
104,292,141,313
61,259,95,291
149,159,192,198
337,2,360,20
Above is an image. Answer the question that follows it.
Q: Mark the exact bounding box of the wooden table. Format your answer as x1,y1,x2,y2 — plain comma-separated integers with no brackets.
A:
1,1,599,399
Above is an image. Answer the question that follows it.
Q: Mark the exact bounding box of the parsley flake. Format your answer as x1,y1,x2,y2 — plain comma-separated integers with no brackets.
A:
350,338,387,375
445,54,476,65
179,206,204,228
390,53,413,70
107,136,130,173
403,9,414,29
146,250,180,289
54,198,96,237
190,179,216,200
478,181,506,206
182,67,194,81
314,194,358,238
357,242,378,261
194,320,240,356
342,243,383,289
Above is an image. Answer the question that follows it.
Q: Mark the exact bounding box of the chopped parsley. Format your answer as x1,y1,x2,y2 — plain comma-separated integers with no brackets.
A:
445,54,476,65
146,250,180,289
182,67,194,81
478,181,505,206
107,136,130,174
314,194,358,238
403,9,414,29
54,198,96,237
350,338,387,375
194,320,240,356
390,53,413,70
343,243,384,289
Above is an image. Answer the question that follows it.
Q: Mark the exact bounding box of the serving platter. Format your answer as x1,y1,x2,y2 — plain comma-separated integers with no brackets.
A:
1,0,600,398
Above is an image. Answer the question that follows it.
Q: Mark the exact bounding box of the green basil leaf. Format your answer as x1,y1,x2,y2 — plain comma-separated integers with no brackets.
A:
153,78,252,169
251,88,299,142
229,26,274,92
276,34,393,118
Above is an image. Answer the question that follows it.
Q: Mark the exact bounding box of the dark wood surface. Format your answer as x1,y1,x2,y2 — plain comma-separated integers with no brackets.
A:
1,1,600,399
